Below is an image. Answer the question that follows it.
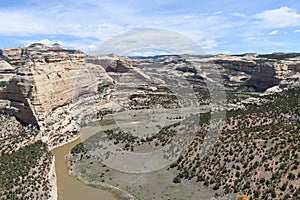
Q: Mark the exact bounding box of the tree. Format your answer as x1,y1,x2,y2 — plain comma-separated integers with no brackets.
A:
287,173,295,180
173,176,181,184
254,190,260,198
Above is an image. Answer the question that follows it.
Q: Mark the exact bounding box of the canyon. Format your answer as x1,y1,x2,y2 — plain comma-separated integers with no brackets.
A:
0,44,299,199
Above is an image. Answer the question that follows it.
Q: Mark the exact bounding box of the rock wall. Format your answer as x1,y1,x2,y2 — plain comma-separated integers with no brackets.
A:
1,46,299,135
0,44,112,130
87,53,133,73
195,54,300,91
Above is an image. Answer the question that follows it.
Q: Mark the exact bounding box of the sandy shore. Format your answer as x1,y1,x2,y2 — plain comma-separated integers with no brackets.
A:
48,157,58,200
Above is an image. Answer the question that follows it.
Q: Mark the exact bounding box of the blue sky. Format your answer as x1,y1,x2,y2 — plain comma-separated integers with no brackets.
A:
0,0,300,54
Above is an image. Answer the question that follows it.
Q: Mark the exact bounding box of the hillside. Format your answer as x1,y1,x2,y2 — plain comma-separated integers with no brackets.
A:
173,88,300,199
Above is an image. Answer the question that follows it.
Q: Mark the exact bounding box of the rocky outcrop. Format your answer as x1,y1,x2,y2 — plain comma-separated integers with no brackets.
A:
0,60,15,83
0,44,113,132
0,47,26,66
87,53,133,73
242,62,280,91
183,54,300,91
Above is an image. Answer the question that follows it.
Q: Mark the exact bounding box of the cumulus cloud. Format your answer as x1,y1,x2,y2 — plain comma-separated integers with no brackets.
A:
268,30,279,35
254,6,300,28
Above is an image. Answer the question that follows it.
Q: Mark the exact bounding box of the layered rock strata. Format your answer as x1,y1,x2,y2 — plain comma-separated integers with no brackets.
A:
0,44,113,134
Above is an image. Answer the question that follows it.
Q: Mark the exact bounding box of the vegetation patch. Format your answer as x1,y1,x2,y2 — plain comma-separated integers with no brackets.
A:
0,141,53,200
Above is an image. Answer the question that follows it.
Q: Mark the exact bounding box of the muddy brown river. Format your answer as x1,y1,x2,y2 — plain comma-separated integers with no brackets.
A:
51,125,117,200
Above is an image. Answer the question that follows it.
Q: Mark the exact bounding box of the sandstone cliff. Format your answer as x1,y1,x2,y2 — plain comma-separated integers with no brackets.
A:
172,53,300,92
87,53,133,73
0,44,113,140
218,54,300,90
1,46,299,143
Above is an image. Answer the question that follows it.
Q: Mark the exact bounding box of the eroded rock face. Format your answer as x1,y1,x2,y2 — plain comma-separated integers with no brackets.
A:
186,54,300,91
0,60,15,83
0,44,112,131
87,53,133,73
1,46,299,146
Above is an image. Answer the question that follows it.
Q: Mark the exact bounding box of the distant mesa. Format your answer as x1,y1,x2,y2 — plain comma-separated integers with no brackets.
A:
51,43,62,49
28,43,46,49
27,43,62,50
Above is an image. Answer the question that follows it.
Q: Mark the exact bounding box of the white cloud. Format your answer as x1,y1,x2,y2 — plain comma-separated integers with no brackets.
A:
268,30,279,35
0,6,129,41
87,44,97,51
294,30,300,33
233,12,246,18
247,36,259,41
37,39,62,46
201,39,218,50
245,36,286,47
0,11,45,35
213,11,223,15
254,6,300,28
0,0,234,52
154,21,165,25
183,15,192,19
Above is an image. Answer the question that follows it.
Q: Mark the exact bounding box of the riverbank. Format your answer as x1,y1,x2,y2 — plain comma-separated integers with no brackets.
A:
51,124,123,200
48,157,57,200
50,134,81,151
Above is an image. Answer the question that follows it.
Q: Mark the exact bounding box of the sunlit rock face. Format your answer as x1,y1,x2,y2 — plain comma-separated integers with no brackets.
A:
203,53,300,91
86,53,133,73
0,44,112,129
